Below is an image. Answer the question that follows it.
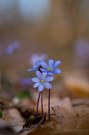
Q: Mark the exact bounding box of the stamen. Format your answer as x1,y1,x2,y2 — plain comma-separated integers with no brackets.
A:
48,67,53,71
40,79,44,83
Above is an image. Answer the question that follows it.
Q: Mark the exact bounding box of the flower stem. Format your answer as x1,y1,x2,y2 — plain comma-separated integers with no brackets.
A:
41,91,43,116
36,92,41,116
48,89,51,120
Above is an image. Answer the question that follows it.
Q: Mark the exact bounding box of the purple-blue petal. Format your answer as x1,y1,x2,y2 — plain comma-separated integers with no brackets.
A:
38,84,44,91
53,60,61,67
35,60,41,67
32,65,38,69
46,76,54,82
54,69,61,74
42,72,47,79
28,68,32,71
48,72,53,75
48,59,54,67
41,61,48,68
28,65,37,71
44,83,52,89
36,71,42,79
32,77,40,82
40,68,47,72
33,82,40,88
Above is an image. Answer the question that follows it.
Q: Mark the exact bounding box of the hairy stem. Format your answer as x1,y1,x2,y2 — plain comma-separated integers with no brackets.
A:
48,89,51,120
36,92,41,116
41,91,43,116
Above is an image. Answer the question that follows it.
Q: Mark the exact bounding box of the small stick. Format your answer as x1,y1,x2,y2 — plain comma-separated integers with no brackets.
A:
36,92,41,115
41,91,43,116
48,89,51,120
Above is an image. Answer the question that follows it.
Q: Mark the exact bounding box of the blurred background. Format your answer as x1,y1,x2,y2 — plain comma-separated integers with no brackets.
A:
0,0,89,99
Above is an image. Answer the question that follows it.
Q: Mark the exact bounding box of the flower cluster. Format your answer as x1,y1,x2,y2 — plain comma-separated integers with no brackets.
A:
28,59,61,91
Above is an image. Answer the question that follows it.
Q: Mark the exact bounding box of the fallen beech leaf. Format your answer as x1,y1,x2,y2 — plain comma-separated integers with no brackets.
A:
64,76,89,97
52,105,76,130
0,120,17,135
51,97,76,130
57,97,73,113
4,109,24,132
51,97,73,114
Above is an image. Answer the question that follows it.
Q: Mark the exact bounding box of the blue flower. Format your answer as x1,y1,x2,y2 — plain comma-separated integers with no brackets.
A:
19,78,33,86
40,59,61,75
5,41,20,55
30,54,47,65
28,60,43,72
32,71,54,91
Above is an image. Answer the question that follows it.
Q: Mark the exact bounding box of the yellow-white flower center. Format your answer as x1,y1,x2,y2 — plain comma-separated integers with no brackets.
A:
40,79,45,83
48,67,53,71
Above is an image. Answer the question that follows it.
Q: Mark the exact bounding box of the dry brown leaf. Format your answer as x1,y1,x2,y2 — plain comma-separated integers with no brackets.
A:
3,109,24,132
0,120,17,135
51,97,76,129
57,97,73,113
64,76,89,97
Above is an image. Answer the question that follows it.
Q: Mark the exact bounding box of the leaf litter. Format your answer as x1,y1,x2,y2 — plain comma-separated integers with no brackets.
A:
0,96,89,135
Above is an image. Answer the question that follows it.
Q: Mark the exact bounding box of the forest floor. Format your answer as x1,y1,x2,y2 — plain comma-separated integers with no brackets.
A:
0,95,89,135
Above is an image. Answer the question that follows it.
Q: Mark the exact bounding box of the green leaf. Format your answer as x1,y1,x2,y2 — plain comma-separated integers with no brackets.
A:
16,91,30,99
